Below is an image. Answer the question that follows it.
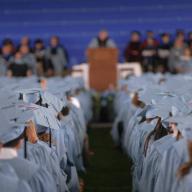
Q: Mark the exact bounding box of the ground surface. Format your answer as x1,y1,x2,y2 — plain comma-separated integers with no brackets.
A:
82,127,132,192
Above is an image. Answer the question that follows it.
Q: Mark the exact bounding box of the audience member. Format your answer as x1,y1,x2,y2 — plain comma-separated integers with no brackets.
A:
45,36,68,76
19,36,31,50
7,51,31,77
141,37,157,72
33,39,47,76
175,47,192,73
168,37,186,73
0,39,15,76
124,31,142,62
156,33,172,73
19,45,36,74
88,30,116,48
142,30,159,47
1,30,192,77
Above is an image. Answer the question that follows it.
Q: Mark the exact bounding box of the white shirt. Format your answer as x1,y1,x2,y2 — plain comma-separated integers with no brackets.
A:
0,148,18,159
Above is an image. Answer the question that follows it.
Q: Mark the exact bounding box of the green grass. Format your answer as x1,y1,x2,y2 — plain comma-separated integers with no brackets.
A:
81,128,132,192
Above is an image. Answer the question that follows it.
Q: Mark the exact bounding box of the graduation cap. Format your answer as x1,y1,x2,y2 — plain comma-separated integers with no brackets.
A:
145,105,171,120
18,102,60,148
46,88,68,105
0,109,30,144
165,115,192,138
158,97,191,116
15,88,42,104
137,105,153,118
139,91,163,105
0,101,35,127
33,105,61,130
17,102,61,130
0,90,19,108
41,91,67,114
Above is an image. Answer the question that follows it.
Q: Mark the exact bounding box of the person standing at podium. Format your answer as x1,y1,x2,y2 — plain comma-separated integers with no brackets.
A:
88,30,116,48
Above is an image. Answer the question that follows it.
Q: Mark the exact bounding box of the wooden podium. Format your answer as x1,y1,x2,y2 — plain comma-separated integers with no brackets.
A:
87,48,118,91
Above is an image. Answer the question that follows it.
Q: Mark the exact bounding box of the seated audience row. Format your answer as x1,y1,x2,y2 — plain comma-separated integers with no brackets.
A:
1,30,192,77
0,36,68,77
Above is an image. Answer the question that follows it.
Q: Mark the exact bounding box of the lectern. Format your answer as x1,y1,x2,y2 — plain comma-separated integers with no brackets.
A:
87,48,118,91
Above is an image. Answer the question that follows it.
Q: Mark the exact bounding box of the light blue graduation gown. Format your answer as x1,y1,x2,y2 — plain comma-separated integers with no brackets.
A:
76,92,93,123
54,115,80,192
0,163,32,192
122,108,143,155
70,103,86,148
131,121,156,192
154,139,189,192
52,128,68,169
26,141,68,192
111,98,131,146
171,171,192,192
0,156,57,192
60,115,84,172
139,135,176,192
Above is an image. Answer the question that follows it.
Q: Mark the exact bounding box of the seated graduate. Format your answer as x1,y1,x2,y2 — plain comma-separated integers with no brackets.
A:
19,120,68,192
0,163,32,192
124,31,142,63
88,29,116,48
154,116,191,192
175,139,192,192
42,91,81,191
0,109,57,192
20,89,80,192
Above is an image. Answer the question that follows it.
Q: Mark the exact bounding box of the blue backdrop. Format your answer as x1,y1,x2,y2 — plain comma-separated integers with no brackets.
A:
0,0,191,67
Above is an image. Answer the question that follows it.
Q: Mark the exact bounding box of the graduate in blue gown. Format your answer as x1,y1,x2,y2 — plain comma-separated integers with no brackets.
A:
18,120,68,192
41,90,80,191
154,116,192,192
0,163,32,192
172,139,192,192
0,110,57,192
139,125,177,192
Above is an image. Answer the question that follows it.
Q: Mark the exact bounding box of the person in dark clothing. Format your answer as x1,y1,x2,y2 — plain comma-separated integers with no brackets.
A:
187,32,192,53
156,33,172,73
88,30,116,48
33,39,47,76
176,29,186,42
141,37,157,72
7,51,31,77
187,32,192,46
142,30,159,48
124,31,142,63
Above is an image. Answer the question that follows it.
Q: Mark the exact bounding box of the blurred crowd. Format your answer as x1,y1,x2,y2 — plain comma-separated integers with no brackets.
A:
89,29,192,74
0,36,68,77
112,74,192,192
1,30,192,78
124,30,192,74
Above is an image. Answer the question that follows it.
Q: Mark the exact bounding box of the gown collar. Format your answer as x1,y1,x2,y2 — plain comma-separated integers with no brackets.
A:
0,148,18,159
